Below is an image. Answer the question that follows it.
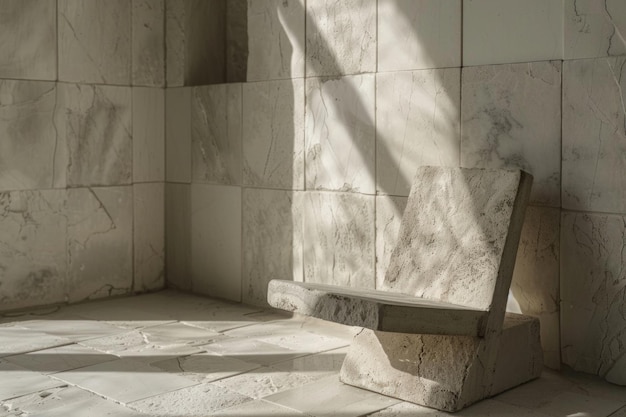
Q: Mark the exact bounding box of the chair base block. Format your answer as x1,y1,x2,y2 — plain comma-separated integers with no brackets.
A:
339,313,543,412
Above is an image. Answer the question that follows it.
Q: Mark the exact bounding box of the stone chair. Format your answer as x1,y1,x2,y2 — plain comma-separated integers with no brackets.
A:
267,166,543,412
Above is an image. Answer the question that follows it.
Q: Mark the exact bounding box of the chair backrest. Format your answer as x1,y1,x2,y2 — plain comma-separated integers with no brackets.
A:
382,166,532,313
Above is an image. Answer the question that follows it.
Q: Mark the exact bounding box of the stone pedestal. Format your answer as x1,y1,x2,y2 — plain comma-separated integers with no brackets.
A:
339,313,542,412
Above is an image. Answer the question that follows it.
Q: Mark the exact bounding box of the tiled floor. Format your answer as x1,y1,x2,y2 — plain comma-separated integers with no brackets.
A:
0,290,625,417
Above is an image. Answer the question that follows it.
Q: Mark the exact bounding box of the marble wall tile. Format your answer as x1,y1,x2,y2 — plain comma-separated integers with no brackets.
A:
58,0,132,84
510,206,561,369
0,80,65,191
305,0,376,77
66,187,133,303
564,0,626,59
461,61,562,207
132,0,165,86
376,69,460,197
165,0,186,87
378,0,461,72
463,0,563,66
562,57,626,213
242,188,303,307
192,84,242,185
561,212,626,384
133,87,165,183
165,87,192,183
190,184,241,302
0,0,56,80
133,183,165,293
164,0,227,86
303,192,375,288
165,183,191,290
0,190,67,311
375,195,407,288
56,83,132,187
226,0,248,83
305,74,375,194
247,0,305,81
242,79,304,190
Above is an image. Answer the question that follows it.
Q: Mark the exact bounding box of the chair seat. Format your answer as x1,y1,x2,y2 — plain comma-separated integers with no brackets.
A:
268,280,489,336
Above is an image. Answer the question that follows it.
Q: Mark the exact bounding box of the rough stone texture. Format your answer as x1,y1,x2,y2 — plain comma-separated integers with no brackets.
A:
268,280,488,336
382,167,532,311
340,313,542,412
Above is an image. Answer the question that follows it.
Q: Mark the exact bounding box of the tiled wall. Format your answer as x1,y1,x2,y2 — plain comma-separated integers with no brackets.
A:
3,0,625,384
0,0,166,310
165,0,626,382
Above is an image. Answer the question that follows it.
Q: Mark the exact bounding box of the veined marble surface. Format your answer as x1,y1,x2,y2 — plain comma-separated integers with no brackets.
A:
226,0,248,83
305,74,375,194
190,184,241,302
461,61,562,207
376,69,460,197
564,0,626,59
562,57,626,213
242,188,303,307
0,0,56,80
132,0,165,86
133,87,165,183
378,0,461,72
0,80,65,192
165,0,186,87
133,183,165,293
510,206,561,369
58,0,131,84
306,0,376,77
303,192,375,289
561,212,626,385
66,187,133,303
243,79,304,190
192,84,242,185
56,83,132,187
247,0,305,81
0,190,67,311
463,0,563,66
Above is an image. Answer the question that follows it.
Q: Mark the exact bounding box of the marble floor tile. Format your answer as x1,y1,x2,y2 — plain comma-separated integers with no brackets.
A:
53,358,198,403
77,325,217,363
213,365,318,400
210,399,308,416
264,375,400,417
5,385,144,417
0,360,65,401
17,316,128,342
127,382,252,416
534,391,625,417
4,344,117,374
202,336,305,367
0,327,71,358
151,351,260,383
271,347,348,379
